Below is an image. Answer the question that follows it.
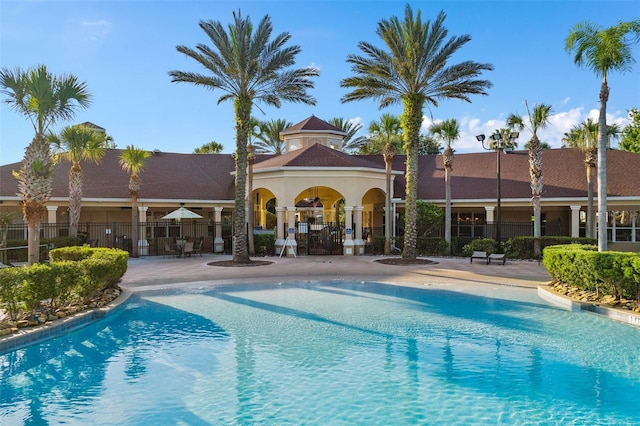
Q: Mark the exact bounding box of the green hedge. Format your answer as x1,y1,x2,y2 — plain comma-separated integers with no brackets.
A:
504,236,596,259
461,238,499,256
0,247,128,320
543,244,640,301
253,233,275,256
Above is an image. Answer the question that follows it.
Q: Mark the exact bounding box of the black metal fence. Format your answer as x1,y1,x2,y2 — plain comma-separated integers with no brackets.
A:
4,221,234,256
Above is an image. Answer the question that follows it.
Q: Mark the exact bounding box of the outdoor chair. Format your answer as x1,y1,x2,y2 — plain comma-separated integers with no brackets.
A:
470,251,489,264
163,242,176,258
488,253,506,265
183,241,194,258
192,239,204,257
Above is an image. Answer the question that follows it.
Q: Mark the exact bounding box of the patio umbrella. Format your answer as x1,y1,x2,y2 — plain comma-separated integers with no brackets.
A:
161,207,203,220
161,207,203,238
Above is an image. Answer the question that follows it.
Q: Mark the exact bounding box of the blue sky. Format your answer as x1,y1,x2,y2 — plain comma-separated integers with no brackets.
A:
1,0,639,165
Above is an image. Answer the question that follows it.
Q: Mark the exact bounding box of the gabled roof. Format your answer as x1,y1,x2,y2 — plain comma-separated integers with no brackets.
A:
253,143,384,170
280,115,346,137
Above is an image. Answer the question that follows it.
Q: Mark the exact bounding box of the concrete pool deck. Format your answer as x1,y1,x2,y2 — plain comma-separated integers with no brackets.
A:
120,254,551,291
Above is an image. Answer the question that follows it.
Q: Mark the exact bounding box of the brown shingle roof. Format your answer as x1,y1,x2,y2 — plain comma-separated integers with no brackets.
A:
1,148,639,202
280,115,346,136
254,143,384,170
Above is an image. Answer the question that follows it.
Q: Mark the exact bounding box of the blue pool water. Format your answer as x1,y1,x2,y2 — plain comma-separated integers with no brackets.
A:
1,280,640,425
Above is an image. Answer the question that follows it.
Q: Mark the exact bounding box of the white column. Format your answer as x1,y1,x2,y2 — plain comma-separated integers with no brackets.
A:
138,206,149,255
570,205,581,238
275,206,286,255
214,207,224,253
632,211,638,243
353,206,365,255
485,206,495,223
46,206,58,239
285,207,297,256
343,206,354,255
46,206,58,224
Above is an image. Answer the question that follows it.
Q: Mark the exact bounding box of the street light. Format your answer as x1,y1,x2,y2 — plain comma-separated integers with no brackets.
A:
476,130,519,251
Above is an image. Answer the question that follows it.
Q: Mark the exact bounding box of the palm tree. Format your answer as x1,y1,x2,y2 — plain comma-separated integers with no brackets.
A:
506,102,553,258
565,19,640,251
328,117,367,153
341,5,493,260
253,119,292,154
429,118,460,255
563,119,598,238
169,10,319,263
119,146,151,258
49,125,106,238
367,113,402,254
194,141,224,154
0,65,90,264
247,117,263,256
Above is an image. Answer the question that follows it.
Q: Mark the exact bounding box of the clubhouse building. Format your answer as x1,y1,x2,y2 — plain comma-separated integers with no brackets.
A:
1,116,639,255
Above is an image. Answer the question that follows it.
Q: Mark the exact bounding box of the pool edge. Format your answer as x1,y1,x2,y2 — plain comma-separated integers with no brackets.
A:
538,284,640,328
0,288,133,354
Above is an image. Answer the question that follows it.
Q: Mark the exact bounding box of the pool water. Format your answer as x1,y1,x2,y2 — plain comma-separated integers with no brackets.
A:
1,280,639,425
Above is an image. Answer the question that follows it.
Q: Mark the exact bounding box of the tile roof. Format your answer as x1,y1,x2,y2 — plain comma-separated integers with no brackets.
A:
280,115,346,136
253,143,384,170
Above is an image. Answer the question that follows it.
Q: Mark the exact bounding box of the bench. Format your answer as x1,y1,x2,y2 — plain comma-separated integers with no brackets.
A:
488,253,506,265
470,251,488,264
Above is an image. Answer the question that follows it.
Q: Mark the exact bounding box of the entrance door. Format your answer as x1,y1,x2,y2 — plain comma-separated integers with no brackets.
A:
299,222,343,255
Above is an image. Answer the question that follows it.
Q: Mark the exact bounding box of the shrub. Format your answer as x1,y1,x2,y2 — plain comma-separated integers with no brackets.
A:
543,244,640,300
416,237,449,256
0,267,26,320
461,238,499,257
504,236,596,259
253,233,275,256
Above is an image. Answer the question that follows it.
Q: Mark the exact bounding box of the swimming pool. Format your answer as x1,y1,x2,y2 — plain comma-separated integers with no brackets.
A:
1,280,639,425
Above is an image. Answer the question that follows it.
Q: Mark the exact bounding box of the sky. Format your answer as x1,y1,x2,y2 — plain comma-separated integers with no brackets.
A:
1,0,639,166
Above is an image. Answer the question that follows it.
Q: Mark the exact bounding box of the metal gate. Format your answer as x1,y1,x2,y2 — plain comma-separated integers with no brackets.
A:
298,222,343,255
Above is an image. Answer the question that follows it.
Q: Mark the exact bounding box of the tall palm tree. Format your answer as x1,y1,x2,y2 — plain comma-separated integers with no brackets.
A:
0,65,90,264
565,19,640,251
368,113,402,254
119,146,151,258
253,119,292,154
341,5,493,260
169,10,319,263
429,118,460,255
49,125,106,238
328,117,367,153
506,102,553,258
563,119,598,238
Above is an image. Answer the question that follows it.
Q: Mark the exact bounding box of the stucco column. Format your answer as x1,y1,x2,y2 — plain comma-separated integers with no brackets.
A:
214,207,224,253
138,206,149,255
343,206,354,255
484,206,495,223
570,205,581,238
46,206,58,239
285,207,298,256
275,206,286,255
353,206,365,255
632,211,638,243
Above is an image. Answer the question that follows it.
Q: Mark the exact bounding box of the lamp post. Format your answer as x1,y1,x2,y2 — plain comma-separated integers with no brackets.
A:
476,130,519,251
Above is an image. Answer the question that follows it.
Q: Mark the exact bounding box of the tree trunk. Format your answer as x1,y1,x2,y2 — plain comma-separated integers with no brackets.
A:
586,155,596,239
443,146,453,255
68,163,83,238
529,136,543,258
597,80,609,252
383,144,395,255
17,134,53,265
401,95,423,260
233,97,251,263
131,193,139,258
247,151,255,256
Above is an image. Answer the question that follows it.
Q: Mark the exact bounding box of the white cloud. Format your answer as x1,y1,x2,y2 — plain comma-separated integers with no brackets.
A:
79,19,110,42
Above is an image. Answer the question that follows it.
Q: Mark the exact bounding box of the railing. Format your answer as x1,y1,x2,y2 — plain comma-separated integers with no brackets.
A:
0,244,50,266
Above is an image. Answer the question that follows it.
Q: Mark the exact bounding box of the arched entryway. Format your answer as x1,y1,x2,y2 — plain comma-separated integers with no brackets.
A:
294,186,344,255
